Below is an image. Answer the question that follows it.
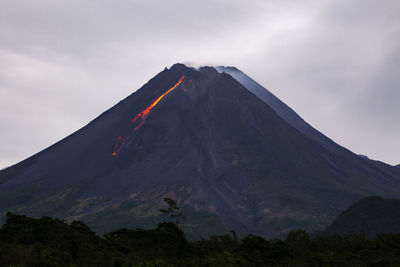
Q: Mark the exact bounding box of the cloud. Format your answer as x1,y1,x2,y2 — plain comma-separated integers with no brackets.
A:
0,0,399,167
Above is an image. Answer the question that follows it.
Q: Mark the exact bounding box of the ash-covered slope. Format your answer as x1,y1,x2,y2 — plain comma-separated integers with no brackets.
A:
1,64,399,238
215,66,400,184
214,66,317,143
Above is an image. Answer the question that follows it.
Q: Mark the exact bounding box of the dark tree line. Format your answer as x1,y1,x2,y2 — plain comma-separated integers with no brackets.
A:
1,209,400,266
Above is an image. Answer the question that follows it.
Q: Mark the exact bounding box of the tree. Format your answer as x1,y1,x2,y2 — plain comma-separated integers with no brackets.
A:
158,198,184,224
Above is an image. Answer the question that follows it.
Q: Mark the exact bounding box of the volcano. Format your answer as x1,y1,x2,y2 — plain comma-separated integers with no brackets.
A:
1,63,399,238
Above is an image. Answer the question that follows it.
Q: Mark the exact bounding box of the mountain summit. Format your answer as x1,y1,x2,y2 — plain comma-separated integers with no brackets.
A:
1,63,399,237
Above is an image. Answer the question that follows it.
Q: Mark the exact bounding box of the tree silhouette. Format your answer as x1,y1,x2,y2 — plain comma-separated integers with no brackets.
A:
158,198,184,224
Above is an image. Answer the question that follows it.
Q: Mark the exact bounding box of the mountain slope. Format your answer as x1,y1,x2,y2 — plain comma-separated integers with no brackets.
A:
214,66,339,152
215,66,400,186
1,63,399,238
323,196,400,236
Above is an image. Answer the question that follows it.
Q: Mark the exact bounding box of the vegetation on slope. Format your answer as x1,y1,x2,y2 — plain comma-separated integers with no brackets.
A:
323,196,400,237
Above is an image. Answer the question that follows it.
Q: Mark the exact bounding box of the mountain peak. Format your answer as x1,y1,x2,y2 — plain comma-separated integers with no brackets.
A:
1,63,400,238
169,63,190,71
216,65,240,72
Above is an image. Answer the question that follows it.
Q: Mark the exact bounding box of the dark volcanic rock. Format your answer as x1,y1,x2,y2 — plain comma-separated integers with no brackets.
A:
215,66,400,180
1,63,400,238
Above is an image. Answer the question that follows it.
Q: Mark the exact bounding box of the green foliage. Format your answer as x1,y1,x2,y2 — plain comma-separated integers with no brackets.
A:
1,212,400,266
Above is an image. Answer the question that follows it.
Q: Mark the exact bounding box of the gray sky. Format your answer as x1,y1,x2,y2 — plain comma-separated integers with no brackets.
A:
1,0,399,169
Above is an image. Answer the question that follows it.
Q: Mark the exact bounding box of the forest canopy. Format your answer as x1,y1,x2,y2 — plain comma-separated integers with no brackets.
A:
1,211,400,266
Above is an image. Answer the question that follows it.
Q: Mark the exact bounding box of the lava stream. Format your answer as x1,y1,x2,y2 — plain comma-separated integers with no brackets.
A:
112,76,185,156
112,136,126,156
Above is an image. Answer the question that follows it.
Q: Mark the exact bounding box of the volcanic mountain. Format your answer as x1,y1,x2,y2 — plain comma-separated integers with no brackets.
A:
1,64,399,238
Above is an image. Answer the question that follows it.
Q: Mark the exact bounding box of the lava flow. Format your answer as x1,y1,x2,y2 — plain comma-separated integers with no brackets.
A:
112,136,126,156
112,76,185,157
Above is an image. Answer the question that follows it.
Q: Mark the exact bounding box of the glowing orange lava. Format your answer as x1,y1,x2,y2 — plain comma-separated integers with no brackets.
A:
112,76,185,156
112,136,126,157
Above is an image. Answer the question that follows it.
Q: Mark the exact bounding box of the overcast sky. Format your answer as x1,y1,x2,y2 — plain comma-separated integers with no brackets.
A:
1,0,399,169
